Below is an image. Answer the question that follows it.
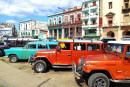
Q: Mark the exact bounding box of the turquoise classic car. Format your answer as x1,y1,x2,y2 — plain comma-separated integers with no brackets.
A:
4,41,58,63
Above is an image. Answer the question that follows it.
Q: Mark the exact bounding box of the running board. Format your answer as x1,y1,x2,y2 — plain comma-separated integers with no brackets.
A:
52,65,72,68
110,79,130,83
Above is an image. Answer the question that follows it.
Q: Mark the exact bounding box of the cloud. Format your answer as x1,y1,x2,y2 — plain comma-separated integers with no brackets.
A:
0,0,84,17
6,20,17,24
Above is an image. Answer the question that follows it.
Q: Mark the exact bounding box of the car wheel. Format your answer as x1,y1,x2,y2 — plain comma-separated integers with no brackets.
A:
88,73,110,87
34,60,47,73
9,55,18,63
0,50,2,57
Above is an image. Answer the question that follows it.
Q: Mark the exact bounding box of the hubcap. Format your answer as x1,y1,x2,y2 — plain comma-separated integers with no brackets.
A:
94,78,106,87
36,63,44,72
11,57,17,62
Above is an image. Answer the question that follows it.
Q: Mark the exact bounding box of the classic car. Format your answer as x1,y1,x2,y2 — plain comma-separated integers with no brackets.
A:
4,41,58,63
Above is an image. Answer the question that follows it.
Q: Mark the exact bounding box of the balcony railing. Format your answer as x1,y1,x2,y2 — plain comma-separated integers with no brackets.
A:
121,22,130,26
103,23,118,27
48,23,63,27
122,6,130,12
63,20,82,25
90,4,98,8
90,12,99,17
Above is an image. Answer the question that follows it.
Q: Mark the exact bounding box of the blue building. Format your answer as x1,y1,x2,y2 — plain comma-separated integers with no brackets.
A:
48,12,63,39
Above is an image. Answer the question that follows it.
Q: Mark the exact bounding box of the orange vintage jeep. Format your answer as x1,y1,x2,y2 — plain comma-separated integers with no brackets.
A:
73,41,130,87
29,40,105,73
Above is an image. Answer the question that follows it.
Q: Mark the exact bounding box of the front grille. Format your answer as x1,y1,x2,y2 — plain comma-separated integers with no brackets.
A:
80,57,85,69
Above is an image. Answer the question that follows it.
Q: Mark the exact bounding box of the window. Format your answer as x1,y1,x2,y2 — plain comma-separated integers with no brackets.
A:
49,45,57,49
17,41,24,45
124,15,129,22
109,2,112,9
89,29,96,33
60,43,70,50
38,44,47,49
126,46,130,57
73,43,86,51
93,1,96,6
85,21,88,25
85,4,88,8
28,44,36,49
87,44,100,51
70,15,74,22
91,20,96,25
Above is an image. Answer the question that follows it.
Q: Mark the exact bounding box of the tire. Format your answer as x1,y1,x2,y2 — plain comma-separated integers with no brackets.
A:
0,50,2,57
34,60,47,73
9,55,18,63
88,73,110,87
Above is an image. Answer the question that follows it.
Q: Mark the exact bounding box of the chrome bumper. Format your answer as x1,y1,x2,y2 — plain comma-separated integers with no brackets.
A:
72,62,82,79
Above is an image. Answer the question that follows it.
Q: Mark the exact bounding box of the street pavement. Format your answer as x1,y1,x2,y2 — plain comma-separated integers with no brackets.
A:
0,60,56,87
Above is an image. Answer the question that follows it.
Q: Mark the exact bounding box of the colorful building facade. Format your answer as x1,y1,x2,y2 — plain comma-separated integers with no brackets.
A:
62,6,82,38
82,0,102,40
48,12,63,39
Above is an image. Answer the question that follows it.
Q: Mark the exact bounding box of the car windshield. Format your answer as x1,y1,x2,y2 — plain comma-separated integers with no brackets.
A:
106,44,124,54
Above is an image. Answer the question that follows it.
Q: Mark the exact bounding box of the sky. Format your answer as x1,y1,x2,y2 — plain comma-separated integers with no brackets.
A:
0,0,85,31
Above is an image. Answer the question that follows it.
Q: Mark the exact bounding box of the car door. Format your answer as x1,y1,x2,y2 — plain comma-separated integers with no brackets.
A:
22,44,37,59
123,45,130,78
56,42,71,64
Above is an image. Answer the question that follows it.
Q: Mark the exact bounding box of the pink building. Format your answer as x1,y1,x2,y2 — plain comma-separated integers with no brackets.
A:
62,6,82,38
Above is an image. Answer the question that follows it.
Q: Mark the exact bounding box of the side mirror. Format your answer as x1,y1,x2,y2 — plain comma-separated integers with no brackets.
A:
57,45,61,51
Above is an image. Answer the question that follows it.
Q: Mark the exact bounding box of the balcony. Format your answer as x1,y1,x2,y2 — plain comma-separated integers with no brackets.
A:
82,14,89,19
48,23,62,27
90,12,99,18
82,23,89,28
82,6,89,11
122,6,130,12
121,22,130,26
63,20,82,25
103,23,118,28
89,23,98,27
90,4,98,9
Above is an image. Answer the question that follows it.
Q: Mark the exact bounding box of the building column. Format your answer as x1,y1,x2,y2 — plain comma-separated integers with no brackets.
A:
57,29,59,39
82,28,85,36
96,28,99,36
48,30,50,37
69,27,70,38
52,29,54,37
75,27,76,36
62,28,64,38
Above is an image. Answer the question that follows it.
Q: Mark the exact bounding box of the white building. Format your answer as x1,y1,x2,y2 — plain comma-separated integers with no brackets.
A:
82,0,102,40
19,19,48,39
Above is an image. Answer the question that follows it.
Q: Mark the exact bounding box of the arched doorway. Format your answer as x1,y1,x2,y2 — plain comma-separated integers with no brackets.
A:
107,31,115,37
126,31,130,36
123,31,130,36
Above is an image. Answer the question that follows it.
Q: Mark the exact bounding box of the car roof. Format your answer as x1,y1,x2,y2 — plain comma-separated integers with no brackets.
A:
27,41,58,44
108,41,130,45
58,40,103,43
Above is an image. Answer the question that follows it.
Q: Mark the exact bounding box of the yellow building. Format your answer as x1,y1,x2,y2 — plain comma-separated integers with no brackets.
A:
101,0,130,41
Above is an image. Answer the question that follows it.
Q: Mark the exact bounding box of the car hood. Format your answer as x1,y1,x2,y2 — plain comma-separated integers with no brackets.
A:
82,54,119,66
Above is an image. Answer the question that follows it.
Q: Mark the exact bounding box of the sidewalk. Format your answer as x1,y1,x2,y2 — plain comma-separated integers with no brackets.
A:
0,61,53,87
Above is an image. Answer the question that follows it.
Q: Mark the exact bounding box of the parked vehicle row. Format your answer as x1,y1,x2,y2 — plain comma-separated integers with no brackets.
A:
2,37,129,87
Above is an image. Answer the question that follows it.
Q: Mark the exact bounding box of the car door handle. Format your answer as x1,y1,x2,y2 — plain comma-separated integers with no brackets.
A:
68,54,71,56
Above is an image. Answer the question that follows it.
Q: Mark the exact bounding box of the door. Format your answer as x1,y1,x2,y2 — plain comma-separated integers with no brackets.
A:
22,44,37,59
56,43,71,64
124,45,130,78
